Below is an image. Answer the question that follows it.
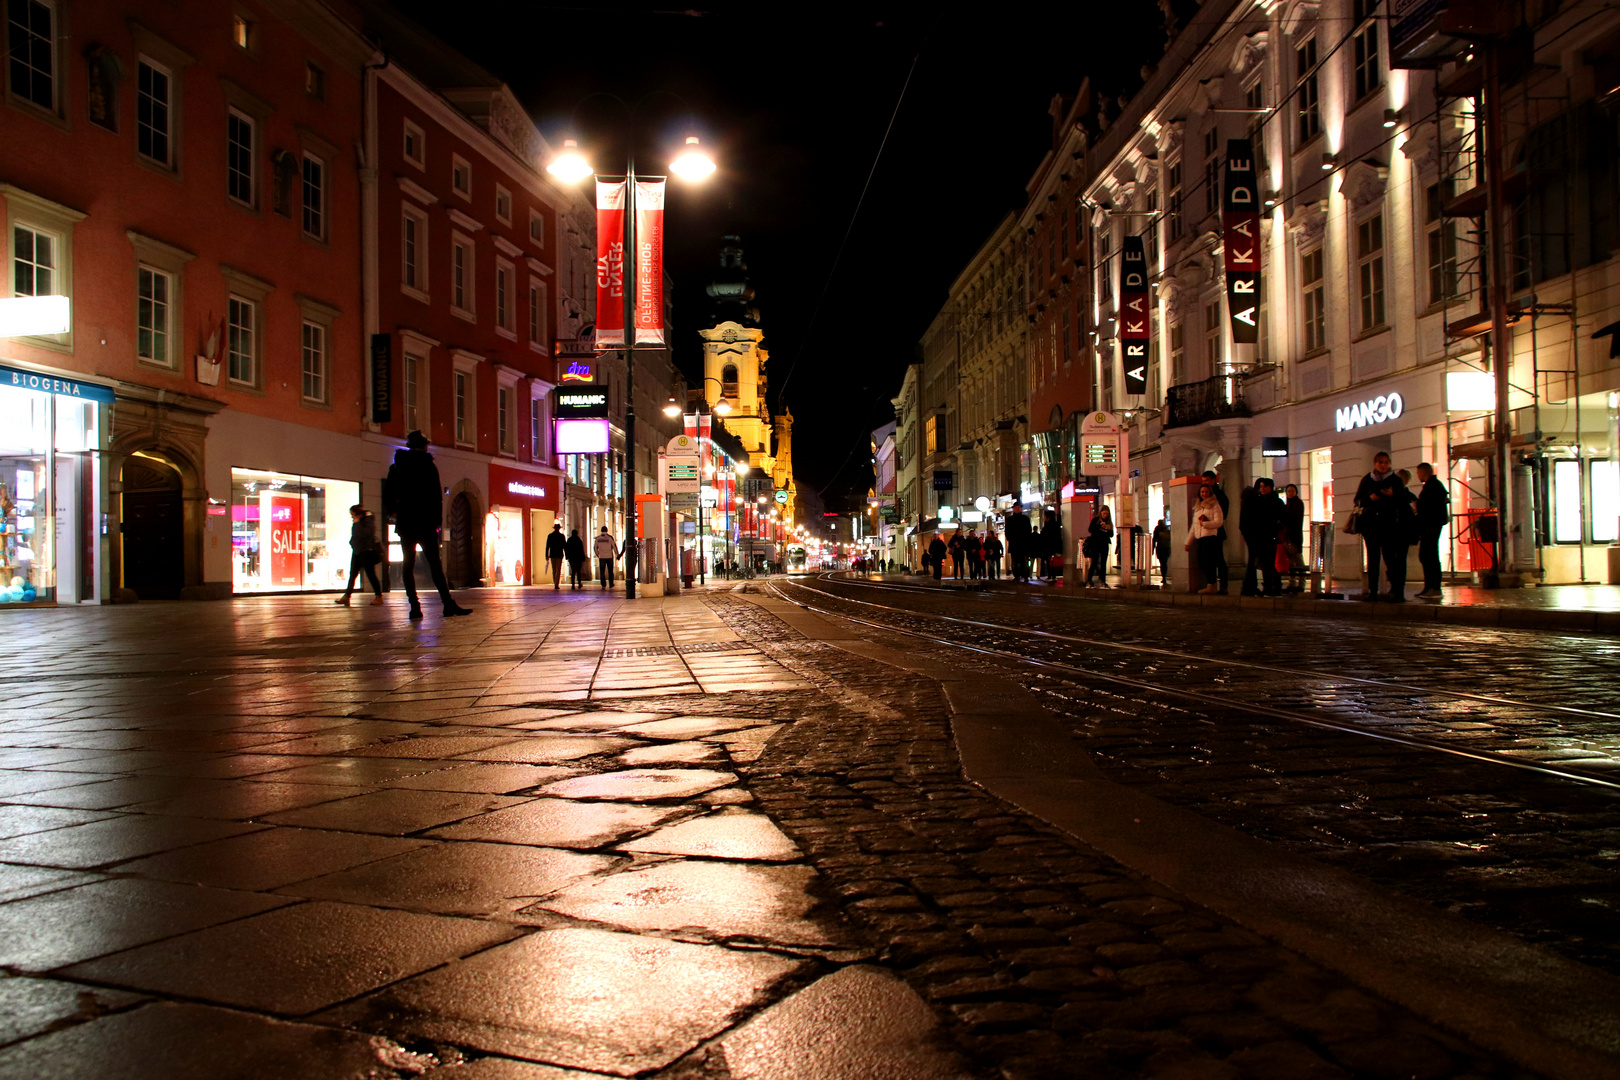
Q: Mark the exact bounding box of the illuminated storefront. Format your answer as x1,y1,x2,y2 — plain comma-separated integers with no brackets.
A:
0,363,110,606
488,462,561,586
230,468,359,593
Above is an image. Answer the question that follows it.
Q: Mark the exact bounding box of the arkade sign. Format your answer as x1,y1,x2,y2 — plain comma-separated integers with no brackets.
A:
1222,139,1261,345
1120,235,1150,396
1335,391,1404,432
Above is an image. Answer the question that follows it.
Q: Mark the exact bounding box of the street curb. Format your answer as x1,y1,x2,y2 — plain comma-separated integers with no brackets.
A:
883,575,1620,636
739,592,1620,1080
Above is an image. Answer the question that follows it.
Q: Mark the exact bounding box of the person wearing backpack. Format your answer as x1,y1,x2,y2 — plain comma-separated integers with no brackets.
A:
334,504,384,606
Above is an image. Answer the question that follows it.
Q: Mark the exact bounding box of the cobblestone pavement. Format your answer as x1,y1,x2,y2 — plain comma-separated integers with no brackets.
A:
0,591,963,1080
706,591,1540,1080
774,576,1620,977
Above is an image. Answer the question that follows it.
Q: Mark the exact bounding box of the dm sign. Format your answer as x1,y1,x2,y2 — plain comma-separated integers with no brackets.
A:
1222,138,1261,345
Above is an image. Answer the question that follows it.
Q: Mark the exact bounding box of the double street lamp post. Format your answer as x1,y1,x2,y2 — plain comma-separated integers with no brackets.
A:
548,125,714,599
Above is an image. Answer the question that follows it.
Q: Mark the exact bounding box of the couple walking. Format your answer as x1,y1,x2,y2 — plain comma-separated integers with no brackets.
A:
544,523,622,590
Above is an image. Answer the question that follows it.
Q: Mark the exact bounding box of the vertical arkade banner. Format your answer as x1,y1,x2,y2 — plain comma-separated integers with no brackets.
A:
595,180,626,351
1120,234,1150,396
1222,139,1261,345
634,179,666,347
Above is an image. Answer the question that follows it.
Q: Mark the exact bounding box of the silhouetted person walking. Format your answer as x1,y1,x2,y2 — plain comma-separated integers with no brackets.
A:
383,431,472,621
335,504,384,606
565,528,588,590
545,523,566,590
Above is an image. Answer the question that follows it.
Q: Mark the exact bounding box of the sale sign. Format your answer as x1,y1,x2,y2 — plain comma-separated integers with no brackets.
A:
1120,234,1150,396
1222,139,1261,345
595,180,627,350
269,494,304,587
634,179,666,346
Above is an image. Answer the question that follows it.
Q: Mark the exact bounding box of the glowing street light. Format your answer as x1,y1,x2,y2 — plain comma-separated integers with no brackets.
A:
546,139,594,183
669,136,717,182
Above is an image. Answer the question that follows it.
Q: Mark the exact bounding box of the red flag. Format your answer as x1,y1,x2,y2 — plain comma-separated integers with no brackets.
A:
595,180,626,351
634,179,666,346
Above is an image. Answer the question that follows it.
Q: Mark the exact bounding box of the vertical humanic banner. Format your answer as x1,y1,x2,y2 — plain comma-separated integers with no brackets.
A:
634,179,666,346
1120,234,1150,396
1222,138,1261,345
595,180,627,351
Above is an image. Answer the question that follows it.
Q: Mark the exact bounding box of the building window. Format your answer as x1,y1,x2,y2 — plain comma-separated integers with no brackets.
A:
451,155,471,199
1204,299,1222,374
231,13,252,50
8,0,55,110
529,208,544,245
497,385,513,454
1168,161,1183,241
495,185,512,224
452,236,474,315
403,120,424,168
529,279,547,347
1244,79,1267,174
402,208,427,295
454,369,471,445
495,260,513,333
137,266,171,366
1592,460,1619,543
301,153,325,240
137,60,172,166
304,61,324,100
301,321,326,403
1097,231,1112,302
1302,245,1326,352
1060,210,1069,262
1204,127,1221,215
1352,0,1382,102
12,224,54,295
530,395,545,460
227,295,256,386
227,108,255,206
1357,213,1386,330
1170,322,1186,385
1425,183,1458,304
404,353,423,432
1296,37,1321,145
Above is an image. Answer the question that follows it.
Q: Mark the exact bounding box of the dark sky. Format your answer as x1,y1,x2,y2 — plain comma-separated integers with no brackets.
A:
391,2,1170,508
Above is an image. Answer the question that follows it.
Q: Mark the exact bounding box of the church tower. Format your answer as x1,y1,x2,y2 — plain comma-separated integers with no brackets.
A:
700,236,770,459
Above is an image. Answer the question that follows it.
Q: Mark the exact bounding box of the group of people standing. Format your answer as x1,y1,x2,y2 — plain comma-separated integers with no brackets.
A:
921,504,1063,583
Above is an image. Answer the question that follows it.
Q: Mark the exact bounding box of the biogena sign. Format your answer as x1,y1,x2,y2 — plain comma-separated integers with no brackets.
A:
1335,391,1404,433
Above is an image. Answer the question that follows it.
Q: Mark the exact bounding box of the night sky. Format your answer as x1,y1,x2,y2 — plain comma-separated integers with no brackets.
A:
391,2,1171,508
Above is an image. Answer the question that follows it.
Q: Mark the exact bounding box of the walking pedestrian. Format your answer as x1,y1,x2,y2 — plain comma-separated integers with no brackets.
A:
334,504,384,606
544,523,566,590
1085,506,1114,585
1283,484,1307,593
1186,482,1226,593
1152,516,1172,585
1005,503,1033,582
565,528,588,590
1200,470,1230,594
1414,462,1450,599
983,528,1004,581
947,529,965,579
382,430,473,621
593,526,620,590
928,534,947,581
1353,451,1411,602
1240,478,1284,596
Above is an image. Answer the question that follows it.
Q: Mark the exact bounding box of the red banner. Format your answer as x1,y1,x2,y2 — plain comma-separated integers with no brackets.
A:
595,180,626,351
269,495,304,587
634,179,666,346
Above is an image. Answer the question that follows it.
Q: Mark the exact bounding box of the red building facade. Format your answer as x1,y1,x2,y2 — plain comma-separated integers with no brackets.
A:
0,0,372,603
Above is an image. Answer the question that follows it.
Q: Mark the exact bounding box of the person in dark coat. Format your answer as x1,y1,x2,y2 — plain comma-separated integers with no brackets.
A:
1043,511,1064,582
544,523,567,590
1004,503,1033,582
335,504,383,606
1414,462,1450,599
1200,469,1230,594
1353,451,1411,602
982,528,1004,581
1151,517,1173,585
946,529,965,579
1085,506,1114,585
964,530,984,579
927,534,947,581
383,431,472,620
1283,484,1308,593
1239,478,1284,596
564,528,588,590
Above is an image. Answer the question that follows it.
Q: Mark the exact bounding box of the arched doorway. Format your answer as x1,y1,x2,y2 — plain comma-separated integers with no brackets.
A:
447,491,479,587
121,455,184,599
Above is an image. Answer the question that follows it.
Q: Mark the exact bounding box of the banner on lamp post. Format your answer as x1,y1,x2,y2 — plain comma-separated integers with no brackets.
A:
634,179,666,346
594,180,626,351
1222,138,1261,346
1120,234,1150,396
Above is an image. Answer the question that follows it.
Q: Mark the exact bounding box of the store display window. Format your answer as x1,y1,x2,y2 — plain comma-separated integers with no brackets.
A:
485,506,524,584
230,468,359,592
0,386,54,604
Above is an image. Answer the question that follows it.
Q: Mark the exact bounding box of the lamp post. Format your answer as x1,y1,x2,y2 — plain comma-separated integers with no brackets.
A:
548,127,714,599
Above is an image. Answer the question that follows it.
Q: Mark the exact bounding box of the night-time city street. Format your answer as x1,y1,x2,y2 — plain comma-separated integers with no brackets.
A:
4,0,1620,1077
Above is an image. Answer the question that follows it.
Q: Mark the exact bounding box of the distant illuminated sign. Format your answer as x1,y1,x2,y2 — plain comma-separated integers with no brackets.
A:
1261,437,1289,458
508,482,546,498
561,360,593,383
1335,391,1404,432
554,385,609,418
555,418,610,453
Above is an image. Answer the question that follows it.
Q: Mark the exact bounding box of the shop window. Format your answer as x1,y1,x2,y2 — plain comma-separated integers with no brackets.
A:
1593,460,1618,543
7,0,56,112
1301,246,1326,352
1552,458,1582,544
301,153,325,241
137,266,172,367
227,295,256,386
0,386,52,602
1296,36,1320,145
230,469,359,593
402,207,427,298
300,321,327,405
1357,213,1386,330
137,59,172,167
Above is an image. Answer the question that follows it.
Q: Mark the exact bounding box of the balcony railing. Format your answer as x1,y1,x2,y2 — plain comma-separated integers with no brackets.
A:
1164,373,1251,429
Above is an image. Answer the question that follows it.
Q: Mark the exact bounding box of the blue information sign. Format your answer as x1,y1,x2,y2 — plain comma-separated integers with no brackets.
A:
0,363,115,404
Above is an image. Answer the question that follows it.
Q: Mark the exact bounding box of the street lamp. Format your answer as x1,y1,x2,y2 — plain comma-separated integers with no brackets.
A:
547,123,715,599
